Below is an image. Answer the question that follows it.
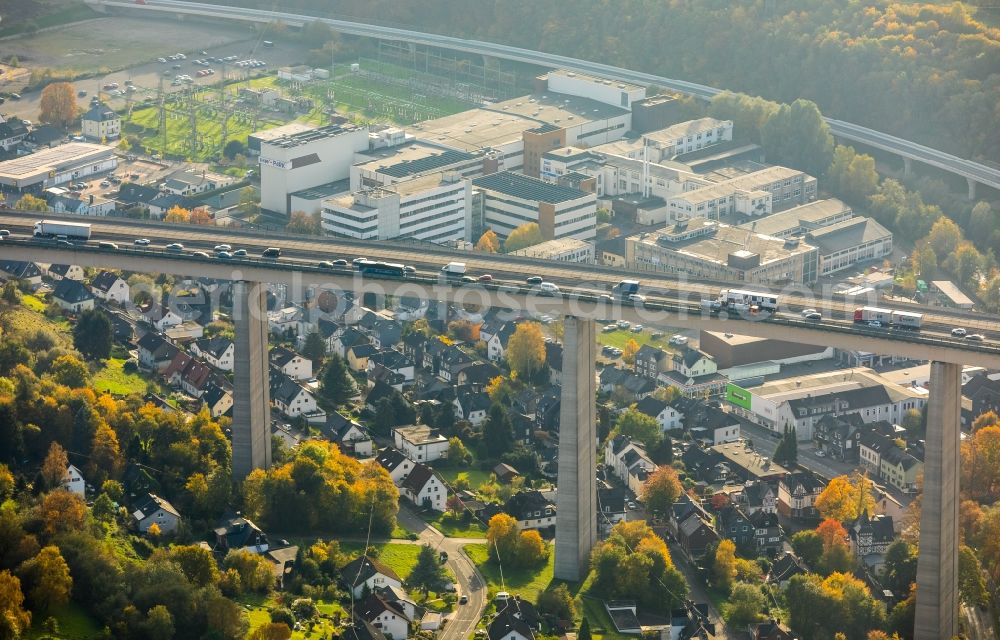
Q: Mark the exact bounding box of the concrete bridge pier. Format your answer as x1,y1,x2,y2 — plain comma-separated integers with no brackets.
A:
914,361,961,640
903,156,913,178
554,316,598,582
232,280,272,480
967,177,977,201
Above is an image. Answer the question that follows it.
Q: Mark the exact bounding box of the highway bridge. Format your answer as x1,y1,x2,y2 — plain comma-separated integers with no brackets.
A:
0,212,995,638
85,0,1000,199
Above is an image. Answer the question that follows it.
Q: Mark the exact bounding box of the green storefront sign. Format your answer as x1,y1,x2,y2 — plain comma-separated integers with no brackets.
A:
726,383,752,410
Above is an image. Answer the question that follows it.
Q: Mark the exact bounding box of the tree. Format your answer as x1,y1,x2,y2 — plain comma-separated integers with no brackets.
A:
912,243,937,278
41,442,68,491
247,623,292,640
786,572,886,640
164,205,191,223
14,194,48,212
223,139,246,160
483,403,514,455
486,513,520,564
927,217,963,261
760,99,834,178
613,408,660,447
578,617,592,640
712,539,737,592
224,549,274,594
73,308,113,360
189,207,213,225
0,465,13,501
476,229,500,253
39,82,77,128
87,423,123,486
0,570,31,639
958,544,987,606
816,519,852,575
969,202,996,249
773,425,798,465
48,354,90,388
446,437,470,466
448,319,480,342
826,145,879,206
515,529,548,567
301,331,326,366
622,339,639,365
408,544,448,595
240,186,260,222
725,582,765,626
319,354,354,405
790,530,823,568
815,474,875,522
641,466,681,515
17,546,72,613
537,583,575,621
506,322,545,380
144,604,175,640
504,223,543,252
285,211,322,235
590,521,686,612
165,544,219,587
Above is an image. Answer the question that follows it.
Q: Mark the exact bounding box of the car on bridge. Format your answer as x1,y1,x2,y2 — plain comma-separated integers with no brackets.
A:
165,243,184,252
951,328,967,337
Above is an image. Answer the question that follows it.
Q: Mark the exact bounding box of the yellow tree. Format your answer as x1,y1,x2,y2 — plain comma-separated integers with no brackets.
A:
815,474,876,522
164,205,191,223
14,194,49,212
486,513,520,563
17,546,72,613
641,466,682,515
476,229,500,253
622,338,640,365
506,322,546,380
504,222,543,252
0,570,31,637
189,207,213,225
40,442,68,491
712,539,737,593
39,82,78,128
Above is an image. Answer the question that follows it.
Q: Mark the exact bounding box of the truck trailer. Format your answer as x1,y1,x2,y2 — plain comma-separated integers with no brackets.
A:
33,220,92,240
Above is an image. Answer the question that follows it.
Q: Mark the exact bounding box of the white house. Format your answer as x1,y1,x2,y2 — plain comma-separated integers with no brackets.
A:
90,271,130,304
132,493,181,534
190,336,235,372
62,464,86,497
603,435,655,485
142,303,184,331
270,346,312,381
270,372,318,418
634,396,683,431
341,556,403,600
52,279,95,313
44,264,85,281
375,449,415,485
393,425,449,463
81,101,120,140
400,463,448,512
357,595,410,640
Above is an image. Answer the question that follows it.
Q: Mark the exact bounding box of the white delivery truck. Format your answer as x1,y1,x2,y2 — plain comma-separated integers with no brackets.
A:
33,220,92,240
440,261,467,280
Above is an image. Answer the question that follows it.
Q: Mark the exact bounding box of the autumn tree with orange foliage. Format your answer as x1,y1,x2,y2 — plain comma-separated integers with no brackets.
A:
786,572,886,640
164,205,191,223
506,322,546,380
36,490,86,538
815,473,876,522
960,422,1000,501
816,518,853,574
475,229,500,253
39,82,78,128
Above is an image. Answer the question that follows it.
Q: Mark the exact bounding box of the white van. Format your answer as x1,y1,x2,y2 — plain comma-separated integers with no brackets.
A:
538,282,560,295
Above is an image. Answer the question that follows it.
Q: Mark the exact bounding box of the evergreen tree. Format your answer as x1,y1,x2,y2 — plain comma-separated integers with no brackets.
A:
408,544,447,595
578,617,592,640
773,425,798,465
301,332,326,366
73,309,113,360
319,354,354,405
483,403,514,455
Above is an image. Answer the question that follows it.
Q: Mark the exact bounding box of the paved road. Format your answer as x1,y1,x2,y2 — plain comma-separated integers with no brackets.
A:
735,418,859,480
666,541,729,640
396,506,487,640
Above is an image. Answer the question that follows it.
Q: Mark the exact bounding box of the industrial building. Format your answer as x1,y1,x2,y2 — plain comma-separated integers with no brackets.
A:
509,237,595,263
806,217,893,276
736,199,853,239
321,171,470,243
247,122,315,155
0,143,117,192
625,217,818,284
698,330,835,382
258,124,370,216
351,141,484,191
667,166,818,220
472,171,597,241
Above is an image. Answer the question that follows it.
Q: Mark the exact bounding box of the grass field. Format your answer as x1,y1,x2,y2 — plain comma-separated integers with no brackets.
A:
19,293,47,312
431,462,492,491
597,327,676,352
93,357,150,396
245,597,346,640
427,512,487,538
339,542,423,580
464,543,555,602
24,602,101,640
0,305,72,339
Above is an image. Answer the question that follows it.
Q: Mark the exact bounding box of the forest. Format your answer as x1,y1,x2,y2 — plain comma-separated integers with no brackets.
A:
230,0,999,163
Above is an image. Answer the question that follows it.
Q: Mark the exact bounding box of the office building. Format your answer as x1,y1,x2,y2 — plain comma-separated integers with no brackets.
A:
509,237,594,263
473,171,597,241
352,141,483,191
258,124,370,216
640,118,733,160
626,217,818,284
667,166,817,220
736,199,853,239
0,143,117,192
322,172,470,243
806,217,893,276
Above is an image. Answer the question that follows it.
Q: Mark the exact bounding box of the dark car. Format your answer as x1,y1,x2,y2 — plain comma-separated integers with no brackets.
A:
262,247,281,258
332,259,348,266
525,276,543,285
478,274,493,283
318,260,334,269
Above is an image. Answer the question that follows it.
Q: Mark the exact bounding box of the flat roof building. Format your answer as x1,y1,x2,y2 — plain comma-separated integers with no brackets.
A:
0,142,117,191
626,217,818,284
352,142,483,191
931,280,975,309
737,199,853,239
509,237,595,263
248,122,315,155
806,217,893,277
640,118,733,160
472,171,597,242
668,166,818,220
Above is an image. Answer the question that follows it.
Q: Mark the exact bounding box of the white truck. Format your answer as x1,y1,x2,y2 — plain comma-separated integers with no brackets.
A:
33,220,92,240
440,261,467,280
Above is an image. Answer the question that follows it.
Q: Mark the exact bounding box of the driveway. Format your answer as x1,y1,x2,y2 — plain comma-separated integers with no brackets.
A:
397,506,487,640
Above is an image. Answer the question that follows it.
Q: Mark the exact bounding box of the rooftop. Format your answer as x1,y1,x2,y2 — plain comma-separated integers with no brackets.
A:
509,237,593,257
629,218,817,267
473,170,590,204
711,441,789,478
748,367,925,404
544,68,645,92
806,216,891,255
0,142,114,180
250,122,315,142
260,123,362,149
356,145,476,179
737,198,853,238
291,178,350,201
642,117,731,146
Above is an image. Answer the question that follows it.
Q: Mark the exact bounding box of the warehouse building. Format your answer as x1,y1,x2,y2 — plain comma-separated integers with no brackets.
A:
806,217,893,276
0,143,117,192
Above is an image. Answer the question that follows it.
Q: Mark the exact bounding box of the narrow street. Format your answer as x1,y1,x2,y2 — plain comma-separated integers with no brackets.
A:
667,541,729,640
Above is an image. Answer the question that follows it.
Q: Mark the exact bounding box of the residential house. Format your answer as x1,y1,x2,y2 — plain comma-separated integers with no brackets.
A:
190,336,235,371
25,124,63,149
454,388,491,426
90,271,130,304
318,318,345,353
671,347,718,378
545,341,563,383
268,306,303,337
777,470,823,520
634,396,683,431
859,432,922,494
503,490,556,533
341,556,403,600
671,397,741,444
365,380,398,413
270,346,313,380
401,332,426,365
717,505,782,555
739,481,778,515
45,264,84,281
677,511,720,561
0,117,28,151
0,261,42,286
341,618,389,640
813,413,867,462
213,516,269,554
848,511,895,567
488,608,534,640
357,312,403,350
487,323,518,362
178,359,216,398
603,435,655,486
137,332,180,371
334,327,370,359
107,309,135,344
375,448,415,485
131,493,181,534
202,382,234,418
321,412,374,457
142,302,185,331
493,463,520,484
270,370,318,418
400,463,448,512
147,193,196,219
634,344,669,380
393,425,449,463
963,373,1000,424
348,342,378,372
680,445,730,485
52,279,95,313
80,101,120,140
367,350,415,386
749,621,798,640
62,464,86,497
598,484,628,533
767,553,807,588
115,183,160,212
357,595,410,640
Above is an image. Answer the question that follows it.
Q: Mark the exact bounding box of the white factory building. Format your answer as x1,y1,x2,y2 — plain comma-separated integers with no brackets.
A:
0,143,117,192
472,171,597,241
259,124,370,216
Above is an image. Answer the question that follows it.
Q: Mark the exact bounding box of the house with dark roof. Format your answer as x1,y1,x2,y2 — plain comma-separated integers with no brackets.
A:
270,345,312,380
52,278,94,313
269,369,318,418
739,481,778,515
142,301,185,331
90,271,129,303
635,344,669,380
213,516,269,554
44,263,84,281
338,618,388,640
454,388,491,426
598,483,628,533
81,101,120,140
487,607,534,640
356,594,411,640
348,342,378,372
670,397,741,445
367,349,415,386
634,395,682,431
768,553,807,588
503,490,555,533
717,505,782,555
341,556,403,599
456,360,502,387
24,124,64,149
375,448,415,485
190,336,234,371
848,511,895,567
365,380,397,413
320,412,373,457
0,260,42,286
137,332,179,372
202,382,234,418
964,373,1000,424
493,463,520,485
147,193,196,218
777,470,823,521
115,183,161,210
748,621,798,640
131,493,181,534
486,322,518,362
813,413,867,461
545,341,563,382
0,118,28,151
400,462,448,512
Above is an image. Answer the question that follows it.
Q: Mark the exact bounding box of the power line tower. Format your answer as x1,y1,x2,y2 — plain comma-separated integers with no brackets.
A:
218,62,230,157
158,75,167,156
188,89,198,158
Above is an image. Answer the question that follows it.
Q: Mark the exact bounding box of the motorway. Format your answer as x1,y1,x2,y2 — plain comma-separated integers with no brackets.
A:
86,0,1000,193
3,212,1000,369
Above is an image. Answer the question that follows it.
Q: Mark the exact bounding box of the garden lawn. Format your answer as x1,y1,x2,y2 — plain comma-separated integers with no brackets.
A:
25,601,101,639
244,596,346,640
597,328,675,351
464,543,554,602
431,462,491,491
93,357,150,396
339,542,423,580
427,511,486,538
